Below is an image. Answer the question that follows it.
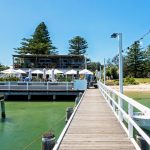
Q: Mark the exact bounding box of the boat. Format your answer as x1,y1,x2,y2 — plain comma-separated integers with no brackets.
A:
133,112,150,131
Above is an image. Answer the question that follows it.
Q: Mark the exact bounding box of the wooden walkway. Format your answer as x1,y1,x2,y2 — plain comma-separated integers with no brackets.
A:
59,89,136,150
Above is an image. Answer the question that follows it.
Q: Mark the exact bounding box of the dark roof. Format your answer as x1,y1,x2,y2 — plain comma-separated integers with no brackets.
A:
13,54,84,58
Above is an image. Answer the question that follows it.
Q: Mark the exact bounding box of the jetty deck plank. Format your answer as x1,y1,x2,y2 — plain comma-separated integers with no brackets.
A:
59,89,135,150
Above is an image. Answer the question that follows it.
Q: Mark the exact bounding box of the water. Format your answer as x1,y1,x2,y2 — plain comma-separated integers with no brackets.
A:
0,101,74,150
125,91,150,144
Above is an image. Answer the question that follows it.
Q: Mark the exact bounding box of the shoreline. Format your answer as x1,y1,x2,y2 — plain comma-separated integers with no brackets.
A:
109,83,150,92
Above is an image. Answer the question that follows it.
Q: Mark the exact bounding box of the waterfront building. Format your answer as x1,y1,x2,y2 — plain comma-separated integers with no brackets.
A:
12,54,85,71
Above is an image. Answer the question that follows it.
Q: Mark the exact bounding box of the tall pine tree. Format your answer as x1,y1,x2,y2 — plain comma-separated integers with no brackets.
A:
144,45,150,76
68,36,88,55
14,22,57,55
125,41,145,77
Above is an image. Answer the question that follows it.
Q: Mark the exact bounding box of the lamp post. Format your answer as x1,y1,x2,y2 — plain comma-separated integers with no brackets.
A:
111,33,123,93
100,65,102,80
84,54,87,69
111,33,123,121
103,58,106,85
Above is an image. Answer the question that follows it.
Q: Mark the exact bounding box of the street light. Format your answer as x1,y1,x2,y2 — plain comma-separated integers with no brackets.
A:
111,33,123,94
84,54,88,69
99,65,102,80
111,32,123,121
104,58,106,85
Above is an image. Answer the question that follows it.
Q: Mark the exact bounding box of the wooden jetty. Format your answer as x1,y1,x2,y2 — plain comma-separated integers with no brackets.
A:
56,89,136,149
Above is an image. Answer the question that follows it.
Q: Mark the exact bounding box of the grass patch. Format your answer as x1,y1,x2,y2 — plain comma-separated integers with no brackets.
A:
106,78,150,85
0,101,74,150
134,78,150,84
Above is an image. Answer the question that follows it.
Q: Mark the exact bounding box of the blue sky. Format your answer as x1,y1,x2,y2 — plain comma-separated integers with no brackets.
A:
0,0,150,66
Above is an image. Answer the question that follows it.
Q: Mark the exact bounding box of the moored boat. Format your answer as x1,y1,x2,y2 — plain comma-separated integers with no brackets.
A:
133,112,150,131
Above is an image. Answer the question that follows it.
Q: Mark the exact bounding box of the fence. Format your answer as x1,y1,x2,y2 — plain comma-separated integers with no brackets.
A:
0,82,74,91
98,81,150,149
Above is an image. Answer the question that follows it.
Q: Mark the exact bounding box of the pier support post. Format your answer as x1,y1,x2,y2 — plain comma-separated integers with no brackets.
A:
4,95,8,100
42,132,55,150
66,107,73,123
53,95,56,101
1,100,6,119
28,94,31,101
136,134,149,150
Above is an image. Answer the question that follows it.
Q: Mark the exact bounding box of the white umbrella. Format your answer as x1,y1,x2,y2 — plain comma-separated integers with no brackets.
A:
46,69,51,75
65,69,77,75
65,69,77,81
54,69,64,74
1,68,18,74
31,70,43,74
46,69,63,75
31,69,43,79
79,69,93,75
16,69,26,74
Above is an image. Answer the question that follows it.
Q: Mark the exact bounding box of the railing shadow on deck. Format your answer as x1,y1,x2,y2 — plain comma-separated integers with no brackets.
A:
97,81,150,150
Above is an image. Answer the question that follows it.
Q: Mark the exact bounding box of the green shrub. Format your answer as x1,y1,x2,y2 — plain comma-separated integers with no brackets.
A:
114,80,119,85
0,77,20,81
106,80,115,86
124,77,139,85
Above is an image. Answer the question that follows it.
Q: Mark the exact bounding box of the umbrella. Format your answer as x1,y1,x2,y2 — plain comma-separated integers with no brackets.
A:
31,69,43,79
46,69,63,75
1,68,18,74
16,69,26,74
65,69,77,75
46,69,51,75
79,69,93,75
54,69,64,74
31,70,43,74
65,69,77,81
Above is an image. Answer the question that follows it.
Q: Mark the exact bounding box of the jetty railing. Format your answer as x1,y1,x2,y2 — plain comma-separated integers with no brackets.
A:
97,81,150,149
0,82,74,91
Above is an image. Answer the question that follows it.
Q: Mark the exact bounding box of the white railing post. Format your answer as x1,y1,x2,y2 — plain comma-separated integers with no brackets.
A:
66,82,68,90
108,90,111,104
112,93,116,111
27,82,28,90
8,82,10,90
118,96,123,121
47,82,49,90
128,104,133,138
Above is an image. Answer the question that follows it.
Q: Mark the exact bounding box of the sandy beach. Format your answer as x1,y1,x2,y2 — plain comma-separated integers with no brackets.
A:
110,84,150,92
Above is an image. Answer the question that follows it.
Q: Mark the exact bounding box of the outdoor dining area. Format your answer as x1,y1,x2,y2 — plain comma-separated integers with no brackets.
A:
0,67,94,82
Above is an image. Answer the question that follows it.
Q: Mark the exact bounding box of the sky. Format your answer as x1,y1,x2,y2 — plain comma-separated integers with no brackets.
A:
0,0,150,66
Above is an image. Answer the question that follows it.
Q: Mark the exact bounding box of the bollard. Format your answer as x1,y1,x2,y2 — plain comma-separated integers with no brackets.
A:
75,92,82,106
1,100,6,119
28,94,31,101
42,132,55,150
75,96,80,106
136,134,149,150
66,107,73,123
53,95,56,100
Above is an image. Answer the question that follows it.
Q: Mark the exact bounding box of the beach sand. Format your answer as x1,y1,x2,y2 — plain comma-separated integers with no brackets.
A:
110,83,150,92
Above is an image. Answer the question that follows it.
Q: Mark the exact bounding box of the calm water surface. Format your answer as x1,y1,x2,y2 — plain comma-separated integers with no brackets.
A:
0,101,74,150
